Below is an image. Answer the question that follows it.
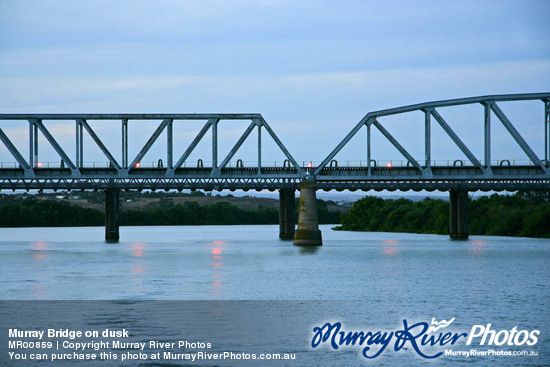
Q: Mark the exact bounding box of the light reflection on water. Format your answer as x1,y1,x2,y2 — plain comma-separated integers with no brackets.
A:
1,225,548,366
469,239,487,255
382,239,399,256
131,242,146,257
130,242,146,292
31,241,48,260
0,225,548,304
210,240,228,297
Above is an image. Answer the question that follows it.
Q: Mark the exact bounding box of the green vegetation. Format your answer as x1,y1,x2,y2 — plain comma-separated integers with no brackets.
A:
337,191,550,238
0,194,340,227
120,201,279,226
0,199,104,227
2,191,546,238
468,191,550,237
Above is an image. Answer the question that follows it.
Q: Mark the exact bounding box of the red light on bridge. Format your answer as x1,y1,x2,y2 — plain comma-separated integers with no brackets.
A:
386,162,392,168
307,162,312,168
135,162,141,168
37,162,43,168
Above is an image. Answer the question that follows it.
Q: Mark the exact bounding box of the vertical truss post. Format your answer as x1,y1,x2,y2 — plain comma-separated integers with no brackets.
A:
75,120,80,169
484,103,491,167
75,120,82,169
167,118,173,169
545,100,549,164
29,121,34,168
212,119,218,168
122,119,128,169
424,110,431,168
257,124,262,175
79,121,83,168
32,121,38,167
366,123,371,176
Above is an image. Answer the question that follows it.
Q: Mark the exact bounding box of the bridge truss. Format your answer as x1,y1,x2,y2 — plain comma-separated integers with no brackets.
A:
0,93,549,191
0,114,303,190
314,93,550,191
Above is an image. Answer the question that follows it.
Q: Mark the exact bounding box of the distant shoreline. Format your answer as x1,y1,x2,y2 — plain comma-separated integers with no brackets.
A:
1,191,548,239
0,191,344,228
337,192,550,239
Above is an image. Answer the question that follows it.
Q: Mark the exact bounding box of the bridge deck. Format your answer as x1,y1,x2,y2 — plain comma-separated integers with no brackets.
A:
0,165,547,191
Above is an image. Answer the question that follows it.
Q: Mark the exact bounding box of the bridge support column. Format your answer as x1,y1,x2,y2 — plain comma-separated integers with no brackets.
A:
449,189,468,240
105,189,120,242
279,189,295,239
294,182,322,246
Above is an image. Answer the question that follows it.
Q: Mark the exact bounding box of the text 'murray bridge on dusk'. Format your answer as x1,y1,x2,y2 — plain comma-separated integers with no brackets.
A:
1,93,549,244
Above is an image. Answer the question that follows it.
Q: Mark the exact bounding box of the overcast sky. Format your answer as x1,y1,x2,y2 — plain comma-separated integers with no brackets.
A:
0,0,549,167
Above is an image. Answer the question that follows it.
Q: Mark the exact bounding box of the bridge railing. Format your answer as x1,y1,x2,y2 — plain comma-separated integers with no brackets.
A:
0,158,547,170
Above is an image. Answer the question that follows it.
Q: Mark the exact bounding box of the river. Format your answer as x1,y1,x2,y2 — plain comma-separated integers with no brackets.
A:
1,225,548,366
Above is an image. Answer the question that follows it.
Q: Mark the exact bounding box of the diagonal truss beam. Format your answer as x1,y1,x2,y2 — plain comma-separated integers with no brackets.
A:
129,119,170,169
0,128,30,169
429,109,484,171
32,119,76,170
313,115,373,176
173,119,215,169
372,118,422,171
218,121,256,170
79,119,121,170
490,102,546,171
258,117,302,173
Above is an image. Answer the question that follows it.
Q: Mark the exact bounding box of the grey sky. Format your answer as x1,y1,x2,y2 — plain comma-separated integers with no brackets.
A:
0,0,549,166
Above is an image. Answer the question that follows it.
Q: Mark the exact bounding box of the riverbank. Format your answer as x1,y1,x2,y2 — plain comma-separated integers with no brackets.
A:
0,191,344,227
336,191,550,238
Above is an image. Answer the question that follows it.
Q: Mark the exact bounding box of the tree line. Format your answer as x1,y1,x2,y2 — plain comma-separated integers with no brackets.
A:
337,191,550,238
1,191,548,238
0,196,340,227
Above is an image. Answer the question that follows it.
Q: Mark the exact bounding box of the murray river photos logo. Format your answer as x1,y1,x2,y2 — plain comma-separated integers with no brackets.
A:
311,318,540,359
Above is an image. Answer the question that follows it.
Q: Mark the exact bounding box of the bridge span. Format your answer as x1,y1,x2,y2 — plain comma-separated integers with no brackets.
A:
1,93,549,243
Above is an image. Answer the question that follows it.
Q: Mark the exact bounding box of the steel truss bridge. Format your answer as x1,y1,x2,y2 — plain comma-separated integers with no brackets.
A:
0,93,549,192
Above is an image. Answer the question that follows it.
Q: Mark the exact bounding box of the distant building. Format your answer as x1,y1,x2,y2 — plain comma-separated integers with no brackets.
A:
336,201,352,207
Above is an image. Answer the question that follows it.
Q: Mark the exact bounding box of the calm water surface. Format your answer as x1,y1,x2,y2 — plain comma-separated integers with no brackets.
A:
1,225,549,365
2,225,548,303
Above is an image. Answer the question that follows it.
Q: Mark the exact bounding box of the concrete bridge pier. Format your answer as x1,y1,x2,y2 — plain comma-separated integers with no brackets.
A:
279,189,295,239
449,189,469,240
105,189,120,242
294,181,322,246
